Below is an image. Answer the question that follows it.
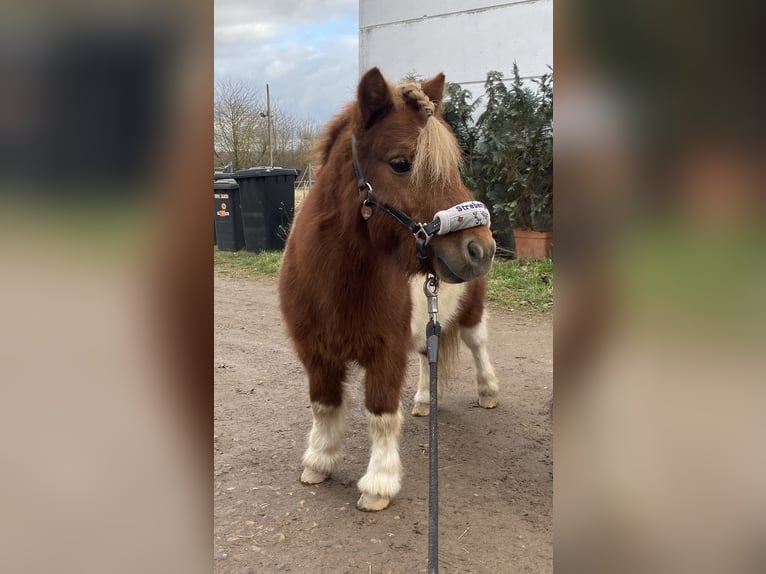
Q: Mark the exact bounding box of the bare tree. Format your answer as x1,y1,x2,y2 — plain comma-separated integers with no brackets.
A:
272,104,299,165
251,105,318,169
214,78,263,171
293,118,318,169
214,76,319,172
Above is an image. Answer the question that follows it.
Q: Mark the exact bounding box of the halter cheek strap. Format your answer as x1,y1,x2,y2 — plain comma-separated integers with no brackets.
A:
351,134,491,273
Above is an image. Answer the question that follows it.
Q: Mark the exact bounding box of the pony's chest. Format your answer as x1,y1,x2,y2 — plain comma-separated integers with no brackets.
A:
409,278,466,343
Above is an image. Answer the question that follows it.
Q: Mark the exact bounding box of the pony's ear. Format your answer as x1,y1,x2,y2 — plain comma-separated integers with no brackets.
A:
358,67,393,128
421,72,446,110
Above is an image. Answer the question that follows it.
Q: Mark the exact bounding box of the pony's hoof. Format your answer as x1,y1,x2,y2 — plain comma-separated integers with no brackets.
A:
478,395,498,409
411,402,430,417
300,468,329,484
356,493,391,512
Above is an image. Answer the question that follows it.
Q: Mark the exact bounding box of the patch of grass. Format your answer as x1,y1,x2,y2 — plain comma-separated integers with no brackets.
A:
214,248,283,278
214,247,553,312
487,257,553,312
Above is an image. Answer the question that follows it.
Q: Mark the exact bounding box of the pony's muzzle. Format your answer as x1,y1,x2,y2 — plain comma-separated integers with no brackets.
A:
432,233,495,283
462,235,495,274
465,238,487,267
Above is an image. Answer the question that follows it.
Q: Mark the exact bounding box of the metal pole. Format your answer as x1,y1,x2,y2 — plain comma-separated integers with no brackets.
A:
266,83,273,167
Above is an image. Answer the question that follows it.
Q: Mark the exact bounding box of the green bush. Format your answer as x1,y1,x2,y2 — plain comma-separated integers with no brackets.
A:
443,64,553,241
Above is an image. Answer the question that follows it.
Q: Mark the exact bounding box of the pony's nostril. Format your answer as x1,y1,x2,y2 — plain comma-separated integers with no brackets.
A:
466,240,484,264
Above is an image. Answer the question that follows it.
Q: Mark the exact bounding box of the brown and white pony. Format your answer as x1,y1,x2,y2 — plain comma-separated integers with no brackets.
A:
279,68,499,511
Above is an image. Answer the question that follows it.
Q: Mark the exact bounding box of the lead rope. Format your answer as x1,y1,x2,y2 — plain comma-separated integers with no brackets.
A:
424,274,440,574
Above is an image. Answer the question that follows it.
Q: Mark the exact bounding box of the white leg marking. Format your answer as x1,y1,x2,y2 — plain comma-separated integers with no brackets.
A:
301,402,345,484
356,409,403,511
460,314,499,408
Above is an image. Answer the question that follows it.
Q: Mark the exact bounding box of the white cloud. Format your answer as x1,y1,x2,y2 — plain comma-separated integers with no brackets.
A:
215,0,357,28
214,0,359,124
215,22,277,43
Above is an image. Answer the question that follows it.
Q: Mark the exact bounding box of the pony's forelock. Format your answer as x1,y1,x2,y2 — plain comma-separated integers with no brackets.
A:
411,117,462,187
395,80,461,187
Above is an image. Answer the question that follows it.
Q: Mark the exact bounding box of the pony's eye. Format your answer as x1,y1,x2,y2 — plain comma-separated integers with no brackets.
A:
389,158,412,174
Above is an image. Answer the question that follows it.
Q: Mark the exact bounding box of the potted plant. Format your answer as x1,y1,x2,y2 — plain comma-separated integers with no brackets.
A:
469,65,553,259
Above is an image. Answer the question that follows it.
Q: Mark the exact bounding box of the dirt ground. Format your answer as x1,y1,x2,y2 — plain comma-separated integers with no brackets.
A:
214,275,552,573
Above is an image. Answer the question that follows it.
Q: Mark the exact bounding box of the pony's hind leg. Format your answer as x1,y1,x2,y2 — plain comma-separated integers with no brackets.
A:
411,326,459,417
411,351,431,417
460,312,499,409
300,360,347,485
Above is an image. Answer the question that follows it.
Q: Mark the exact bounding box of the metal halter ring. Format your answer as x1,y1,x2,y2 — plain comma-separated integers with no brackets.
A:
414,224,433,246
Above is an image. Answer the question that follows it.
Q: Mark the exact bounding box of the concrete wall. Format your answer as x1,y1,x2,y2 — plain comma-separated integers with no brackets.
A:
359,0,552,89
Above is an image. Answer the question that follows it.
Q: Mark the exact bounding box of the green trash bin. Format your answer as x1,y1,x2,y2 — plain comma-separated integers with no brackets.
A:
233,167,299,252
214,178,244,252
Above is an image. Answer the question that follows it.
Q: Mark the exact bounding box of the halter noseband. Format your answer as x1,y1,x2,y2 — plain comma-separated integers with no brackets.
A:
351,133,491,273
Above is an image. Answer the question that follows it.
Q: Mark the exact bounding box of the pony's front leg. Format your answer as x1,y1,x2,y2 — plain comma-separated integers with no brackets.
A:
356,355,406,511
300,360,347,485
301,402,346,484
460,313,499,409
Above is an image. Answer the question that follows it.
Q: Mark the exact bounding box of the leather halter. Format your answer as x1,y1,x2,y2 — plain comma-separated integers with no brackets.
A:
350,133,491,273
352,134,437,272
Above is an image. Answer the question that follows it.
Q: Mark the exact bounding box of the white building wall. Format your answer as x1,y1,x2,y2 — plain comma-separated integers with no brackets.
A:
359,0,552,89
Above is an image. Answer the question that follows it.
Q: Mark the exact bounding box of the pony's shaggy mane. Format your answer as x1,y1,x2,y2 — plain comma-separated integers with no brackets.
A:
311,104,353,174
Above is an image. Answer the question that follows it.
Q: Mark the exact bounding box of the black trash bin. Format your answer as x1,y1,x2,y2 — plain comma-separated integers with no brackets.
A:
213,178,244,252
233,167,299,252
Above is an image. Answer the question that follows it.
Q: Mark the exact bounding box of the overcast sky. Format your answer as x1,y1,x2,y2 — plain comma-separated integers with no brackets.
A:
214,0,359,126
